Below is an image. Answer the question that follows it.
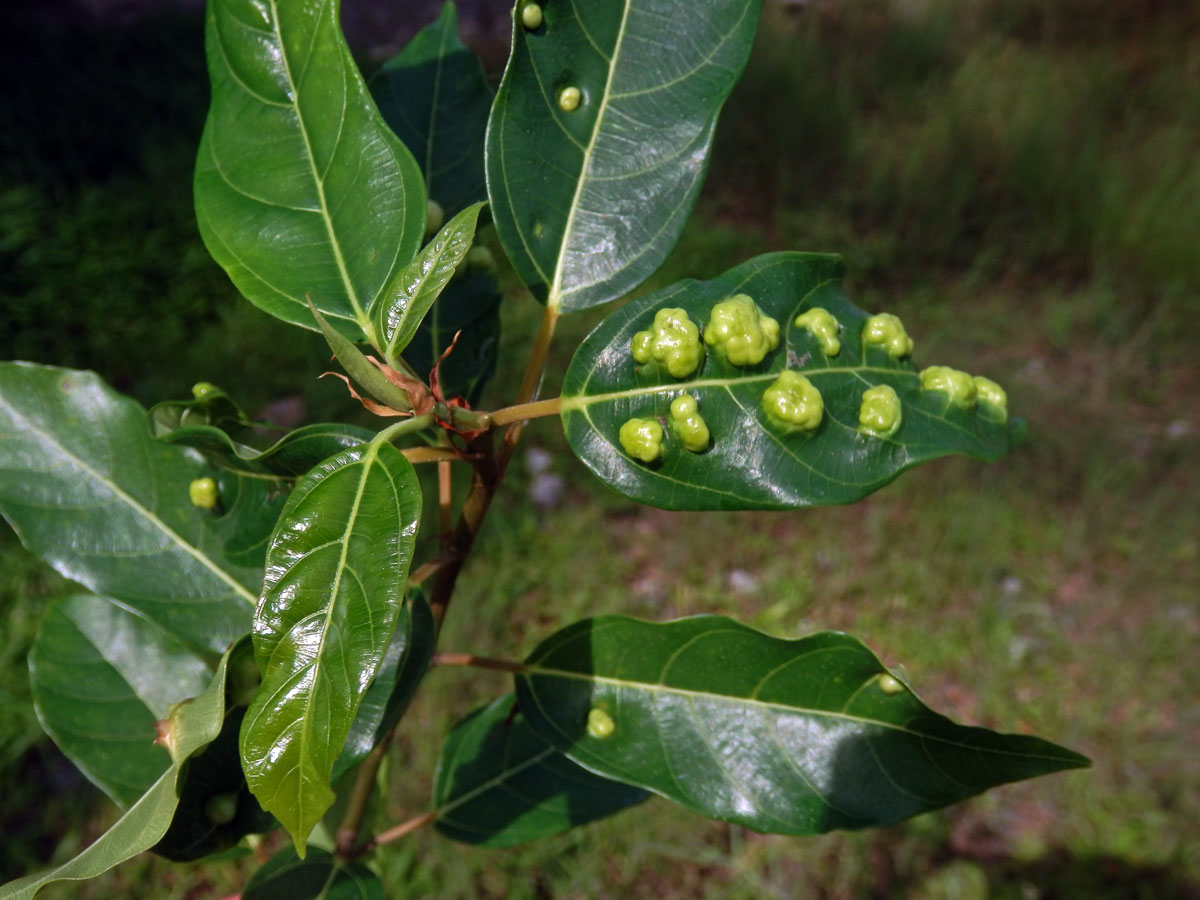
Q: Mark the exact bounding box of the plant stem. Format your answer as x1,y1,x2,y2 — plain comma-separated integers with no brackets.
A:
335,732,393,858
364,810,438,853
401,446,461,464
488,396,562,426
505,305,559,452
432,652,527,673
438,459,453,548
376,413,435,445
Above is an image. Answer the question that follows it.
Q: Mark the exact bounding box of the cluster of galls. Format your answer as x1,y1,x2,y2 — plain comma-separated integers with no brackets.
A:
618,296,1008,464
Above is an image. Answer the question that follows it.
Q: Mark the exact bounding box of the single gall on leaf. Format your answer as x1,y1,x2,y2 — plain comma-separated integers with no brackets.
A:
704,294,780,366
761,370,823,433
631,308,704,378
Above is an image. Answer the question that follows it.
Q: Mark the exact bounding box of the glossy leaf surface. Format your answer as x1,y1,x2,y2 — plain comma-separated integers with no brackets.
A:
0,645,235,900
29,594,213,808
0,363,262,652
333,591,435,781
517,616,1089,834
370,1,492,216
561,253,1023,510
195,0,425,339
403,272,502,405
372,201,485,360
240,441,421,853
487,0,762,312
242,847,382,900
434,693,648,848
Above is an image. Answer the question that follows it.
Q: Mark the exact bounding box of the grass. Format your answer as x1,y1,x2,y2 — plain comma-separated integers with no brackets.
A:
2,0,1200,896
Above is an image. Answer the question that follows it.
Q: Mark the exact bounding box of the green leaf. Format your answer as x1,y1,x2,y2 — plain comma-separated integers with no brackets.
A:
155,421,376,478
402,272,502,405
242,846,382,900
433,693,648,848
370,1,492,216
240,439,422,853
194,0,426,340
487,0,763,312
0,644,237,900
371,201,486,360
154,639,276,862
516,616,1090,835
333,590,436,781
28,594,214,808
561,252,1023,510
309,300,415,413
0,363,262,652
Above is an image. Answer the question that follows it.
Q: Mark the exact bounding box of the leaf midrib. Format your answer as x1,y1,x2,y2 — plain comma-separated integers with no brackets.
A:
266,0,367,328
520,663,1074,763
546,0,633,311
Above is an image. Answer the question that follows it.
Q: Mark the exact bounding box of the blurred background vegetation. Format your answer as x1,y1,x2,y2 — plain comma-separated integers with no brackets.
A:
1,0,1198,897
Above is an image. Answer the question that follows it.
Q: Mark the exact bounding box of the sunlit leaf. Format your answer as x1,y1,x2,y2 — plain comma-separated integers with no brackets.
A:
29,594,213,808
0,363,263,652
195,0,425,339
487,0,763,312
0,644,237,900
517,615,1089,834
561,252,1022,510
240,440,421,853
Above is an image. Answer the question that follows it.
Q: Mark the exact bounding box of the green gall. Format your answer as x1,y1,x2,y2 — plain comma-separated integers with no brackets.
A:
863,313,914,359
520,2,543,29
466,246,495,271
188,477,218,510
587,708,615,739
858,384,903,438
631,307,704,378
973,375,1008,420
878,674,905,695
920,365,976,407
704,294,780,366
204,793,239,826
558,86,582,111
793,307,841,356
424,199,444,237
191,381,220,402
669,393,710,452
761,370,823,432
618,417,664,463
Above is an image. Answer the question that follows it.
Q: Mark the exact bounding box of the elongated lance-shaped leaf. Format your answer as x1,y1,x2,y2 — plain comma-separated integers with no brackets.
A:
195,0,426,340
561,252,1024,510
309,300,413,412
370,1,492,217
333,590,435,781
487,0,763,312
29,594,214,809
434,693,649,848
403,272,502,406
240,439,421,854
371,201,486,360
243,846,383,900
0,363,264,652
0,643,237,900
516,616,1089,835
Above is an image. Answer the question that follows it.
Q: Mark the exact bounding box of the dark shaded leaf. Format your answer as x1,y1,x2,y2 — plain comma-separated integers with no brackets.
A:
434,693,648,847
517,615,1089,834
242,846,382,900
